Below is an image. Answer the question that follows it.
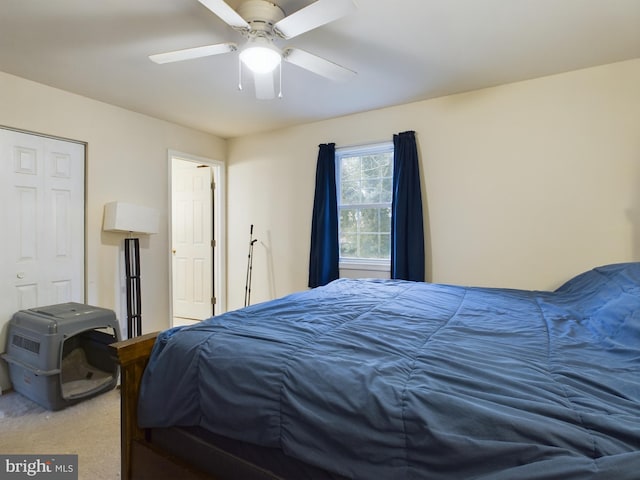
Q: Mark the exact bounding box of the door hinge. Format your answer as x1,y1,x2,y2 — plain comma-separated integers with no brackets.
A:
211,239,216,247
211,297,217,305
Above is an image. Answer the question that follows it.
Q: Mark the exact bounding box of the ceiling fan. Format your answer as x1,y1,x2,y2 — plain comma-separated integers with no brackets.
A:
150,0,357,99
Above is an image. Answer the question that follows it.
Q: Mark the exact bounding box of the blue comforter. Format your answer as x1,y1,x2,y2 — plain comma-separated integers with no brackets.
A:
138,263,640,479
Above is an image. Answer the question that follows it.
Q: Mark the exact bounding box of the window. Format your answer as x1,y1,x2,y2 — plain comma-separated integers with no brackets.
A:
336,142,394,268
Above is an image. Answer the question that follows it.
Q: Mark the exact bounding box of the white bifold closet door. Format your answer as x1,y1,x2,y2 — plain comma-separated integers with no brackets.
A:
0,127,85,391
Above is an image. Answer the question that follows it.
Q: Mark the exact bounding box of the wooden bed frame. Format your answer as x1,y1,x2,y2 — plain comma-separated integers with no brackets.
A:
110,332,213,480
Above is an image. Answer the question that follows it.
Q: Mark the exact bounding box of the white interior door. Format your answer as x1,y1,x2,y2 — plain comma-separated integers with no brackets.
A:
0,128,85,391
172,160,213,322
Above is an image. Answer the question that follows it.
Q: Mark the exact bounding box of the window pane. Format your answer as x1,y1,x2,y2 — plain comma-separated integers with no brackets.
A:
380,207,391,233
359,233,388,259
358,233,376,258
381,158,393,178
361,155,379,177
379,233,390,258
341,180,361,204
361,178,381,203
340,233,358,258
339,209,358,233
381,175,392,203
359,207,380,233
341,156,360,187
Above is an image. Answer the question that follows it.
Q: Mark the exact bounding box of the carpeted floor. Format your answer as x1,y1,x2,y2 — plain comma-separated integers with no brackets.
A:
0,387,121,479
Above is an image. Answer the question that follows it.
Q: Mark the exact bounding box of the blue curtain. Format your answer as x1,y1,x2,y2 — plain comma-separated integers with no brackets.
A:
308,143,339,288
391,131,425,281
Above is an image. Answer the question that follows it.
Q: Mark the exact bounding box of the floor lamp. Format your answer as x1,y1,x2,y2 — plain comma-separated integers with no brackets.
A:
103,201,159,339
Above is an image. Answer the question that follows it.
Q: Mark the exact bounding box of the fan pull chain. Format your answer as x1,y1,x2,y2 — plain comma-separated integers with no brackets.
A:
278,61,283,99
238,57,243,91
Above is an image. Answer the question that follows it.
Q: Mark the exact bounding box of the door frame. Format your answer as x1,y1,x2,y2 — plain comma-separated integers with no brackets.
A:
168,150,226,318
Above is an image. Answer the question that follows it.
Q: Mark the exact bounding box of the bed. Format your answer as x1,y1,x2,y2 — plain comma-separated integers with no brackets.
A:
111,262,640,479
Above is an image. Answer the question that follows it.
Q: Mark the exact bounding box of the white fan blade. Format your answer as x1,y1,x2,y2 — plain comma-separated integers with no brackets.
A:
149,43,237,64
274,0,356,39
254,71,276,100
283,48,356,82
198,0,250,30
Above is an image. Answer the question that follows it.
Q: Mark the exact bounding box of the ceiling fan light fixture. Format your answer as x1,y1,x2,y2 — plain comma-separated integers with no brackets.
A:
240,39,281,74
153,0,358,99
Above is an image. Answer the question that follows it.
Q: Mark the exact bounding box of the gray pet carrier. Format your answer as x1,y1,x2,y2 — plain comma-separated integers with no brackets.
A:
2,302,121,410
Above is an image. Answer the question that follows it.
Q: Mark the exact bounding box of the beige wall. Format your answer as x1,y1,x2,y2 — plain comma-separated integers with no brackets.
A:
227,59,640,309
1,58,639,332
0,71,226,344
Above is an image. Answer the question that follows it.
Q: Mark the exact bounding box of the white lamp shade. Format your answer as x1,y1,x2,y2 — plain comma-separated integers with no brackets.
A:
103,202,159,234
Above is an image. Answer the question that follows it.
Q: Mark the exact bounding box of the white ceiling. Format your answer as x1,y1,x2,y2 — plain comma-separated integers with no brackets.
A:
1,0,639,139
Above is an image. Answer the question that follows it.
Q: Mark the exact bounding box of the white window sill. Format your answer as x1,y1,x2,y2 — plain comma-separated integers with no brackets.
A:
339,263,390,280
339,261,390,276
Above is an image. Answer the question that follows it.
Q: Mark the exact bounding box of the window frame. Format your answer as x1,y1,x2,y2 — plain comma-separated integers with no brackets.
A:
335,141,394,272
